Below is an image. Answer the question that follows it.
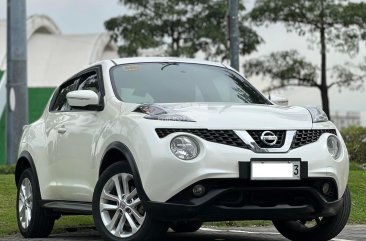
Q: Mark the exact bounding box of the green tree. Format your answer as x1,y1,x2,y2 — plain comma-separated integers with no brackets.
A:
246,0,366,117
105,0,262,60
341,126,366,163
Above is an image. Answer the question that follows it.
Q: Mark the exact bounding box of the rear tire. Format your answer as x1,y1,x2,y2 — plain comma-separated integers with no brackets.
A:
273,186,351,241
16,168,55,238
170,221,202,233
93,162,168,241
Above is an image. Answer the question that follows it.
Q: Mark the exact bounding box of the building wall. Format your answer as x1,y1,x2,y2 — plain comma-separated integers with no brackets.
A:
331,112,361,130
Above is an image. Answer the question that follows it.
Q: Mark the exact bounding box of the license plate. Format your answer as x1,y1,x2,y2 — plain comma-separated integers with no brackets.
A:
251,161,300,180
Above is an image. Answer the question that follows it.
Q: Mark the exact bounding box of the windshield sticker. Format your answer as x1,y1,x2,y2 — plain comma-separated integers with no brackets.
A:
123,65,139,72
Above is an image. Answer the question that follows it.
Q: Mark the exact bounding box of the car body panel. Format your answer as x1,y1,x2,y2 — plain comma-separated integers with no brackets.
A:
17,58,349,212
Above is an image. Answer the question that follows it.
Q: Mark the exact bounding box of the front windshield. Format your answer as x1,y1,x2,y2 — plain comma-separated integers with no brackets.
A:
110,62,270,104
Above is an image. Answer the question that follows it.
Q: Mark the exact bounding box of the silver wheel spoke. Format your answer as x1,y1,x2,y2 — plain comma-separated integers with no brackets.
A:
21,186,27,201
112,176,123,200
100,203,118,212
101,189,119,202
106,210,121,232
130,208,144,224
125,212,138,233
116,213,126,236
130,197,141,207
126,188,137,201
19,192,25,203
121,173,130,195
25,208,31,227
25,180,32,199
19,202,25,214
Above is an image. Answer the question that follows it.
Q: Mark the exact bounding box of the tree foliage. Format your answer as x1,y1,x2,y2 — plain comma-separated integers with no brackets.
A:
244,50,365,92
341,126,366,163
250,0,366,55
247,0,366,116
105,0,262,60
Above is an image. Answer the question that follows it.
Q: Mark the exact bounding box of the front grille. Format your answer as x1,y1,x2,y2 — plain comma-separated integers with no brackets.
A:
247,130,286,148
155,128,248,149
292,129,337,149
156,128,337,150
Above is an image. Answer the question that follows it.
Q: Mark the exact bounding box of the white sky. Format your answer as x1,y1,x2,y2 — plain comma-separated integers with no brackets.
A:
0,0,365,124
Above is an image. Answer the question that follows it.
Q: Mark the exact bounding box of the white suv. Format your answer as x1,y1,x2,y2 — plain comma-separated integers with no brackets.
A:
16,57,350,241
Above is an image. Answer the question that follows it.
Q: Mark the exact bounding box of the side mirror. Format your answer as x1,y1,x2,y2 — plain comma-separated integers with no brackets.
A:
66,90,101,110
269,94,288,106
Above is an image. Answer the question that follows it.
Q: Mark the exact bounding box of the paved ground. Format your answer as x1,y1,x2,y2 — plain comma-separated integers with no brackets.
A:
1,225,364,241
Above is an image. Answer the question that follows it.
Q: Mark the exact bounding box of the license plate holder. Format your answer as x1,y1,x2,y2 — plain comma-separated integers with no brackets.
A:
250,159,301,180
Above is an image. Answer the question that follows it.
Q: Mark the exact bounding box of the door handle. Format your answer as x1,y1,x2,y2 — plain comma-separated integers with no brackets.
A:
57,127,67,134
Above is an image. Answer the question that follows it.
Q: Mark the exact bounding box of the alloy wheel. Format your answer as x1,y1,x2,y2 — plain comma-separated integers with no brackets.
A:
18,178,33,229
99,173,145,238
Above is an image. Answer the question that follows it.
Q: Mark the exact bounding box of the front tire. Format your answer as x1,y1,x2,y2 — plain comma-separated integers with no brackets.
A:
273,186,351,241
16,168,55,238
93,162,168,241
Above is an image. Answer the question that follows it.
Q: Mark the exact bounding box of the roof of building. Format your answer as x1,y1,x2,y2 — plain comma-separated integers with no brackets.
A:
0,14,118,87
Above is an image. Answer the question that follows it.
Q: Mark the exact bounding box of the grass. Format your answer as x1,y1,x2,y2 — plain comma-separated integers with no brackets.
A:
0,165,365,236
0,174,94,237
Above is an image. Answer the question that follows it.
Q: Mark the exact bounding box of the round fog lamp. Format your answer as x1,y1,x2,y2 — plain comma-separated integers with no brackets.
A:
170,135,199,160
192,184,206,197
327,135,341,159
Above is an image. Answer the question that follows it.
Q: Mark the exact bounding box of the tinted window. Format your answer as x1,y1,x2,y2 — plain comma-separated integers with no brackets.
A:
77,72,100,95
110,63,269,104
52,79,78,111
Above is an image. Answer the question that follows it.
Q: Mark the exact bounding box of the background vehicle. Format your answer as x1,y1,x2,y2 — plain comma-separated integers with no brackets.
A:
15,58,350,241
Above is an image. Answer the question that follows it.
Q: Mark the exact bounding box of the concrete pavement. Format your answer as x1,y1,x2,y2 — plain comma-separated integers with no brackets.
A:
1,225,365,241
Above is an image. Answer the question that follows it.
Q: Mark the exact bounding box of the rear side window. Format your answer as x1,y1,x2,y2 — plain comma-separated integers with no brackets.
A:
51,79,78,111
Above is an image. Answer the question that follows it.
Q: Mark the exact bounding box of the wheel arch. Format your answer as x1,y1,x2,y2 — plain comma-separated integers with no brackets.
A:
99,142,150,201
15,151,41,197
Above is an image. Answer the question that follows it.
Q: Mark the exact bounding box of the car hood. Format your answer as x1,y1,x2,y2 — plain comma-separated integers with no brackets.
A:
134,103,313,130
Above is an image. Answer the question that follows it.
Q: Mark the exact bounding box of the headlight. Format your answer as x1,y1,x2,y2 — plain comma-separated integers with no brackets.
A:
306,106,328,123
170,135,199,160
327,135,341,159
134,104,195,122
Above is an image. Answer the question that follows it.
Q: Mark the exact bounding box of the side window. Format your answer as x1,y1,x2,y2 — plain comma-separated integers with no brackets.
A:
51,79,78,112
77,72,100,97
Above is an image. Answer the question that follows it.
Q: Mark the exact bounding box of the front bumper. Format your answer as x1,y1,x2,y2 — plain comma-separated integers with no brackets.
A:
129,125,349,202
143,178,343,222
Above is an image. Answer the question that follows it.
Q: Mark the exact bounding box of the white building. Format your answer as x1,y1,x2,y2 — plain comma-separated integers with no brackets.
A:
0,15,118,116
0,14,118,87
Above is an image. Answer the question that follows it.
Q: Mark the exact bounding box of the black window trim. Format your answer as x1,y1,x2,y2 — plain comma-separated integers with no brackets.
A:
49,65,105,113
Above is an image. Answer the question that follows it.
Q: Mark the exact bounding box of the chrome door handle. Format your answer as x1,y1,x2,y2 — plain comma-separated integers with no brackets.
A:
57,127,67,134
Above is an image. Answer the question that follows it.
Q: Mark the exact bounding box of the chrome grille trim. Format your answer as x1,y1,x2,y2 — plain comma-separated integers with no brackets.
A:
235,130,296,153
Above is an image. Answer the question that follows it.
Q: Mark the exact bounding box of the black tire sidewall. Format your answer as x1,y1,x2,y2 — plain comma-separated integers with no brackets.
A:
273,186,352,241
16,169,43,237
92,162,167,241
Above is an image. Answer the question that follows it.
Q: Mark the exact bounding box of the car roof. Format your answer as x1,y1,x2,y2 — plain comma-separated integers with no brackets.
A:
109,57,226,68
